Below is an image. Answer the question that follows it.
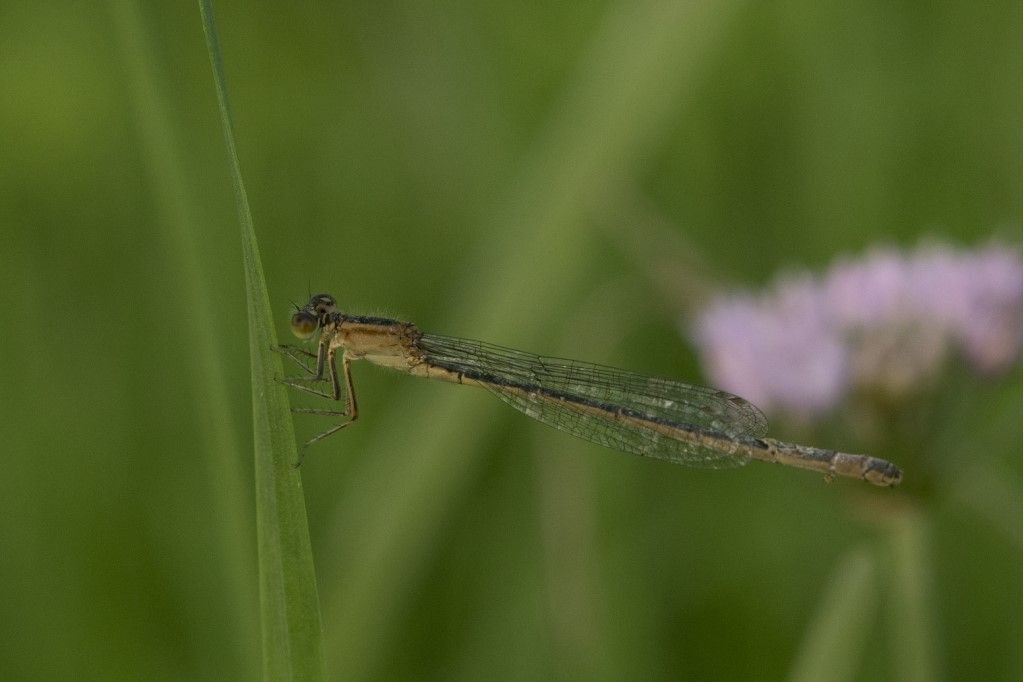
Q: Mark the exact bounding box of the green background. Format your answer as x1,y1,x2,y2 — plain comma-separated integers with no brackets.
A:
1,1,1019,679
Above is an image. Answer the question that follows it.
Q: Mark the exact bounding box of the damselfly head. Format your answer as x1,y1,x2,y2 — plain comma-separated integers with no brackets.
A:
290,293,337,339
308,293,337,316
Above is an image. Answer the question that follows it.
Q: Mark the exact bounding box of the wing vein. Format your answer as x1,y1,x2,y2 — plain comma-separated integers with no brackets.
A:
417,333,768,468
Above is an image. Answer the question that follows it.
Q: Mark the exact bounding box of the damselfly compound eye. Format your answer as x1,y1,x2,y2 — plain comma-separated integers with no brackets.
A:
290,310,318,339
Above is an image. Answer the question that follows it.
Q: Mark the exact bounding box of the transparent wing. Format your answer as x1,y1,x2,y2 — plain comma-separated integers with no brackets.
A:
417,334,768,468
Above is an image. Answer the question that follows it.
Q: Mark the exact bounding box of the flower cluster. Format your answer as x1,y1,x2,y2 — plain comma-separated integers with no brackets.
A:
690,240,1021,420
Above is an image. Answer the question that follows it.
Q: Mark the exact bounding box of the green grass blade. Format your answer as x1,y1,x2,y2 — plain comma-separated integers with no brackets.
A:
198,1,324,678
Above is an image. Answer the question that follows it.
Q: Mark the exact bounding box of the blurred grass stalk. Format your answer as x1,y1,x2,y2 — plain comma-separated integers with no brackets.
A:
788,511,939,682
887,509,939,682
787,547,877,682
198,1,325,679
320,0,745,677
109,0,257,676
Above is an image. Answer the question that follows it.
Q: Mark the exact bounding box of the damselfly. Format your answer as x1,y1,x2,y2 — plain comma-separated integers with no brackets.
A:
276,294,902,487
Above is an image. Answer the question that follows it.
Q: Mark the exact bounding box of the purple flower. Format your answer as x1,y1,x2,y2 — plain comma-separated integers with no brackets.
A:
689,240,1021,420
693,279,847,419
954,243,1022,373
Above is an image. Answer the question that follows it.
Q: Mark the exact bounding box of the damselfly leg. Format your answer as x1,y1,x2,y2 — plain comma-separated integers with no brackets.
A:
275,342,360,458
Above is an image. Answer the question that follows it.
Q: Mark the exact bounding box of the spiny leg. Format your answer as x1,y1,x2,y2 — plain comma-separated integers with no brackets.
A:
278,375,335,400
275,344,320,377
275,337,335,399
294,352,359,463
